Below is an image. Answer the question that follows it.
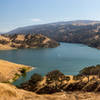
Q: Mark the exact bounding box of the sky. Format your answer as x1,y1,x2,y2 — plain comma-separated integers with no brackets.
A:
0,0,100,32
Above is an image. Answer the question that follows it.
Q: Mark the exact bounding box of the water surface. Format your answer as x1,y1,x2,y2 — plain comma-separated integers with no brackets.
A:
0,43,100,85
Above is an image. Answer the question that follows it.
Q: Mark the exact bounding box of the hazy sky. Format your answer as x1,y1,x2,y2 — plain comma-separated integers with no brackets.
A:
0,0,100,32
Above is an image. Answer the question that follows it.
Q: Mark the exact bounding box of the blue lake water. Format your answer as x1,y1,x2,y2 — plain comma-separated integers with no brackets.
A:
0,42,100,85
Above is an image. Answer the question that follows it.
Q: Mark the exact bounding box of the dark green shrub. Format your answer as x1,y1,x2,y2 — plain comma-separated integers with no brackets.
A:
20,68,27,74
46,70,65,81
79,65,100,76
73,75,84,81
65,76,70,81
46,70,66,84
30,73,43,83
78,65,100,82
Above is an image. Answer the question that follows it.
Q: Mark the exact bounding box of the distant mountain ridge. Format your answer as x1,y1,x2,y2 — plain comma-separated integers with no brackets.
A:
7,20,100,49
8,20,100,34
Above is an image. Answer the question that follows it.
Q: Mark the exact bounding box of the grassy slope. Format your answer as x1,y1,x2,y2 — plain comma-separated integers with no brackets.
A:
0,83,100,100
0,59,33,82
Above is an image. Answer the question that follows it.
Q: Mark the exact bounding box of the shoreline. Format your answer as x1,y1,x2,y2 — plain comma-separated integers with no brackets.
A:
10,66,34,83
0,60,100,100
0,59,34,83
0,42,99,51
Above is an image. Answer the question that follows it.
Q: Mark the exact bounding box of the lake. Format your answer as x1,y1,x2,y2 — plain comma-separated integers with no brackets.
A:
0,42,100,85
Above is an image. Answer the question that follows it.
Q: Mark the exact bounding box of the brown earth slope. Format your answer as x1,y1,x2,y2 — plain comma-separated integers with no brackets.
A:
0,60,32,82
0,83,100,100
20,70,100,93
0,34,59,50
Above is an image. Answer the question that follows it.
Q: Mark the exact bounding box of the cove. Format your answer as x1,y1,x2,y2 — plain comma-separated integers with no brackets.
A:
0,43,100,85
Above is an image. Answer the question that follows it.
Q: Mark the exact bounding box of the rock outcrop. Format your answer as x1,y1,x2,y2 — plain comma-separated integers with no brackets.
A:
0,34,59,50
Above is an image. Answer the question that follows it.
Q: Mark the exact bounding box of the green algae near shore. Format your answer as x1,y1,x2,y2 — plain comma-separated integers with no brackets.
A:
0,59,33,83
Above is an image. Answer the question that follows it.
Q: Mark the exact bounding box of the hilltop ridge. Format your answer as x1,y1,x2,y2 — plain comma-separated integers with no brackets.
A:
6,20,100,49
0,34,59,50
8,20,100,34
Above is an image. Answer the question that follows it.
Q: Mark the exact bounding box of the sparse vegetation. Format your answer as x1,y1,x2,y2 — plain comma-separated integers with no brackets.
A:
0,34,59,50
73,75,84,81
79,65,100,82
46,70,65,82
19,66,100,93
19,68,27,74
65,76,70,81
8,21,100,49
13,73,21,82
0,60,31,83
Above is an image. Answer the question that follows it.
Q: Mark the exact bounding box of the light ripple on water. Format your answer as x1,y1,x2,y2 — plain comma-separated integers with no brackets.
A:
0,42,100,85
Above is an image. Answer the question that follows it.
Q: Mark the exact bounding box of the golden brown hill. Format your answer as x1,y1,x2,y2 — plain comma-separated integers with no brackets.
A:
20,70,100,93
0,34,59,50
0,60,32,82
0,83,100,100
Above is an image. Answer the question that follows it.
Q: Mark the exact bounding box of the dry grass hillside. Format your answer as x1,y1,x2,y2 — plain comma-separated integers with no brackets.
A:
0,59,32,82
19,70,100,94
0,34,59,50
0,83,100,100
0,60,100,99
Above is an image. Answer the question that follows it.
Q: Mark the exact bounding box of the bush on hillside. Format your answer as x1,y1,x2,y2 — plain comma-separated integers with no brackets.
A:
46,70,66,83
73,75,84,81
65,76,70,81
79,65,100,76
30,73,43,83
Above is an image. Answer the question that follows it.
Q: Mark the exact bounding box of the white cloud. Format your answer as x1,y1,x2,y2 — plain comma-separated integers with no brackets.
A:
31,18,42,22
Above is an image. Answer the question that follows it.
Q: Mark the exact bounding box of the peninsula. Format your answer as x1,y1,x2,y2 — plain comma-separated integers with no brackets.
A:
0,34,59,50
